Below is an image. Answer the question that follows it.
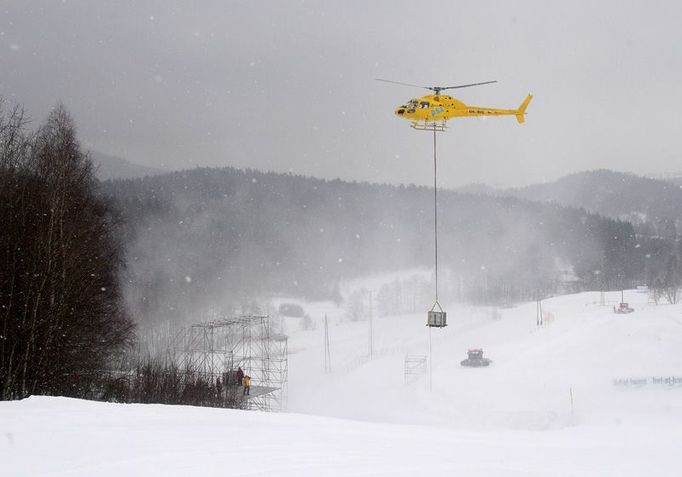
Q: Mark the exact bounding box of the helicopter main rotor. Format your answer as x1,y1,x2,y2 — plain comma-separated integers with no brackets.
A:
376,78,497,95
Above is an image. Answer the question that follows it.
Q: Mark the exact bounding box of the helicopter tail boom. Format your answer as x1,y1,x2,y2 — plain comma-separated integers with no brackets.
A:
515,94,533,124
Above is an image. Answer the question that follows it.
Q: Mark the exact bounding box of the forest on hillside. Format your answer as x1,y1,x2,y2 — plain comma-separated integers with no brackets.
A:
101,167,679,327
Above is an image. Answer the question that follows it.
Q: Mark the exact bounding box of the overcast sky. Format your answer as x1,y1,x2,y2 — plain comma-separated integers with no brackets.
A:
2,1,681,187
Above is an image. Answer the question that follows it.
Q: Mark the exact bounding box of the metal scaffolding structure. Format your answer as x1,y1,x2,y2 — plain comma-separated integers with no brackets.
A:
404,354,428,385
171,314,288,412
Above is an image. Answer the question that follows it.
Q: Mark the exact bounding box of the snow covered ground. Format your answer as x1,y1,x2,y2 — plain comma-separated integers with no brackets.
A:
3,288,682,476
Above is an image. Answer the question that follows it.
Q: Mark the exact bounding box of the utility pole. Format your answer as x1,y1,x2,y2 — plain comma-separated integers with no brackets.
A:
368,290,374,359
324,314,331,373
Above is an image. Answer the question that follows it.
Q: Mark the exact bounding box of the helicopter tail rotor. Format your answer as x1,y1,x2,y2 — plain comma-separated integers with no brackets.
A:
515,94,533,124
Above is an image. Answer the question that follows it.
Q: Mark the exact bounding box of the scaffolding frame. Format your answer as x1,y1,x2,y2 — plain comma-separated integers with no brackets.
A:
171,314,288,412
404,354,428,385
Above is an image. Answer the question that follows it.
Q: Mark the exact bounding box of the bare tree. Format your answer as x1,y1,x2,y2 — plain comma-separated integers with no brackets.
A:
0,102,134,400
661,255,682,304
650,254,682,305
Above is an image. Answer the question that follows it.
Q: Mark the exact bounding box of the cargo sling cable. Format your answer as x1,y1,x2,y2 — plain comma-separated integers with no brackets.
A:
430,125,439,392
432,125,440,311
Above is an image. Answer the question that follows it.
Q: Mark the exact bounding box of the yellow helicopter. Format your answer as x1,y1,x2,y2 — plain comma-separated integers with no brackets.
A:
377,79,532,130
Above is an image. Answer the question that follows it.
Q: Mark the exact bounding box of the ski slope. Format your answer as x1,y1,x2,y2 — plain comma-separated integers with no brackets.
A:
288,289,682,430
3,289,682,476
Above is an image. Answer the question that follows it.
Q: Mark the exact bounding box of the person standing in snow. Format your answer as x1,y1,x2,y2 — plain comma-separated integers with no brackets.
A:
242,375,251,395
236,367,244,386
215,377,223,400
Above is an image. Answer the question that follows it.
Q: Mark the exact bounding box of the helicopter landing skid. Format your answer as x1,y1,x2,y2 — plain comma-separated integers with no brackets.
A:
411,120,447,132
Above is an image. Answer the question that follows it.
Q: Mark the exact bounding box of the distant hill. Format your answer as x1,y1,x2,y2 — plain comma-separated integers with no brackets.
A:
454,183,498,195
662,175,682,187
490,170,682,238
101,167,658,326
91,151,166,180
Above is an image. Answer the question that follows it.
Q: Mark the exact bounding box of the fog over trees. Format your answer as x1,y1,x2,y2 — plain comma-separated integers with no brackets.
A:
101,166,675,328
